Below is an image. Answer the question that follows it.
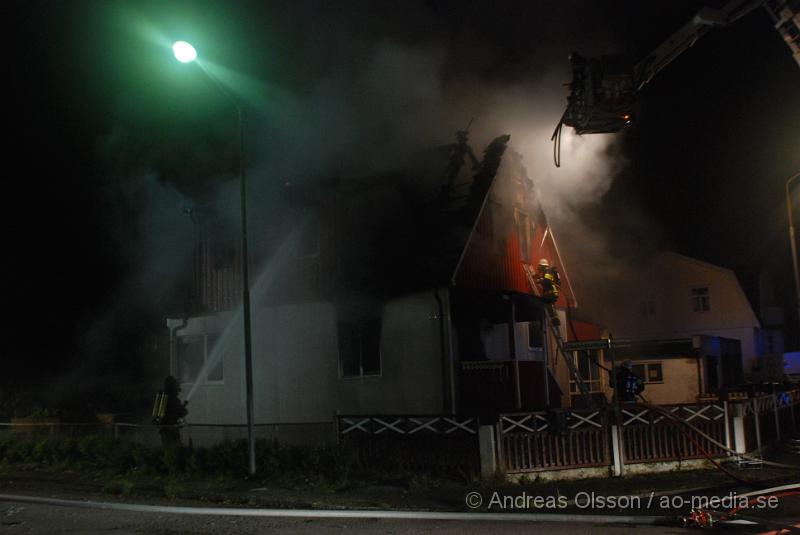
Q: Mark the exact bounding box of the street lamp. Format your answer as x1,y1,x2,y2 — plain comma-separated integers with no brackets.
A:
172,41,257,476
172,41,197,63
786,171,800,340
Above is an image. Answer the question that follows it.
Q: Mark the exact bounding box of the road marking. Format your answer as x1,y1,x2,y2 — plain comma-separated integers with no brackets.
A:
0,494,666,524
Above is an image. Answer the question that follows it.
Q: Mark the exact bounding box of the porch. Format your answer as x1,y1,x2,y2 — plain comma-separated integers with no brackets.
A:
458,360,561,413
450,288,563,413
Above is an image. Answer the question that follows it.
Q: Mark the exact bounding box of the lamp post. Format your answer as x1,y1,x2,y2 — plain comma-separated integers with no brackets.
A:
786,171,800,340
173,41,256,476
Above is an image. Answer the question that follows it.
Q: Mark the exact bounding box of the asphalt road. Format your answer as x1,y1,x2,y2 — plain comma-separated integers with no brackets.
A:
0,500,687,534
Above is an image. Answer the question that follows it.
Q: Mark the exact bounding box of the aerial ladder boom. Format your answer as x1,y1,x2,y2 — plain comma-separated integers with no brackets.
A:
557,0,798,141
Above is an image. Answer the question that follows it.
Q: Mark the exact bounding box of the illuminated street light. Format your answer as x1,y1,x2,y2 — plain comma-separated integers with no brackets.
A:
172,41,197,63
172,41,257,477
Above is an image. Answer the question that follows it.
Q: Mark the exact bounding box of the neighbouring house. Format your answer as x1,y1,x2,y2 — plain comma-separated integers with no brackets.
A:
593,252,762,379
566,334,744,406
165,132,586,443
751,269,786,356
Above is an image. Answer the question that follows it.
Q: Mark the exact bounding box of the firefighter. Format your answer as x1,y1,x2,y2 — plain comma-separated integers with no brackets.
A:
612,360,644,403
536,258,561,301
154,376,188,446
536,258,562,325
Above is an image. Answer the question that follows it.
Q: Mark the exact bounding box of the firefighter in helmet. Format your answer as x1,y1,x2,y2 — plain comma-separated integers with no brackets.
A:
536,258,562,301
535,258,562,325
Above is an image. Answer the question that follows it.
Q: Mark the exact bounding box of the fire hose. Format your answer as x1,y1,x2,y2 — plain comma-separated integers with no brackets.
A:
563,319,800,528
633,399,800,530
679,484,800,531
563,315,800,471
634,398,800,472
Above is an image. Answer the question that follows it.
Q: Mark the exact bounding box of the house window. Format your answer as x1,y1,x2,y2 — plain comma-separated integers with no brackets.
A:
640,292,656,317
338,314,381,378
569,350,603,393
691,286,710,312
177,334,224,384
177,336,204,385
527,320,543,349
631,362,663,384
205,335,224,383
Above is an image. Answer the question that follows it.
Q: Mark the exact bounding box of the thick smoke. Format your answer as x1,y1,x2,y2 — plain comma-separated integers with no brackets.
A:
239,39,639,317
70,1,651,415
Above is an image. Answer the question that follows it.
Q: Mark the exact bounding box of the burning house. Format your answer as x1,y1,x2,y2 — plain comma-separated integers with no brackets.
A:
165,131,583,443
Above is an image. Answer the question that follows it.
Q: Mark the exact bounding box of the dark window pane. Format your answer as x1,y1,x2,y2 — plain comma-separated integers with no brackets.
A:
528,320,543,348
588,351,600,381
692,287,710,312
206,335,223,382
578,352,590,377
648,363,663,382
338,321,360,377
177,337,204,384
360,316,382,375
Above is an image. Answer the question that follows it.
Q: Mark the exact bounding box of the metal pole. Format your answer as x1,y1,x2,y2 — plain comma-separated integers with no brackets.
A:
238,105,256,477
197,62,256,476
785,172,800,341
509,297,521,409
608,334,624,476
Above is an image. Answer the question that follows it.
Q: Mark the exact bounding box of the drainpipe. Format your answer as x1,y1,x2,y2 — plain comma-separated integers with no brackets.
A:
785,172,800,338
697,354,704,397
435,288,457,414
169,317,189,378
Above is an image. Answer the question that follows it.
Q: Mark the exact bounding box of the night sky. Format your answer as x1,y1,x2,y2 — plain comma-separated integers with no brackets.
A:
4,0,799,413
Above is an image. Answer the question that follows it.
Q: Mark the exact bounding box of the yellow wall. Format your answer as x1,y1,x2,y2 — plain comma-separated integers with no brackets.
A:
600,357,702,405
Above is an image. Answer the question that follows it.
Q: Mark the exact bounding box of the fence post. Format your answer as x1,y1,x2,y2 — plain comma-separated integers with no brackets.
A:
495,421,505,472
723,401,731,452
479,425,498,477
611,424,624,477
731,402,746,454
772,389,781,441
754,399,762,451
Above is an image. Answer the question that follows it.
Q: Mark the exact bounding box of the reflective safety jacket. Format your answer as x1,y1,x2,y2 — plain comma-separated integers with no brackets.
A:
536,267,561,301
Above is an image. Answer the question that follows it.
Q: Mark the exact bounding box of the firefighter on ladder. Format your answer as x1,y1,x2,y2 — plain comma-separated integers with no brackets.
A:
535,258,561,326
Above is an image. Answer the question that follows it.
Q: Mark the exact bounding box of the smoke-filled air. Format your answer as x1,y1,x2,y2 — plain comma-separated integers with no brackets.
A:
61,0,650,415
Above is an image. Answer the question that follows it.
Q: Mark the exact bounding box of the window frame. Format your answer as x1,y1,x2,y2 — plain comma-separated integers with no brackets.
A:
203,334,225,385
691,286,711,313
177,334,225,386
631,361,664,384
569,349,604,393
527,320,544,349
337,314,382,380
640,291,656,317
